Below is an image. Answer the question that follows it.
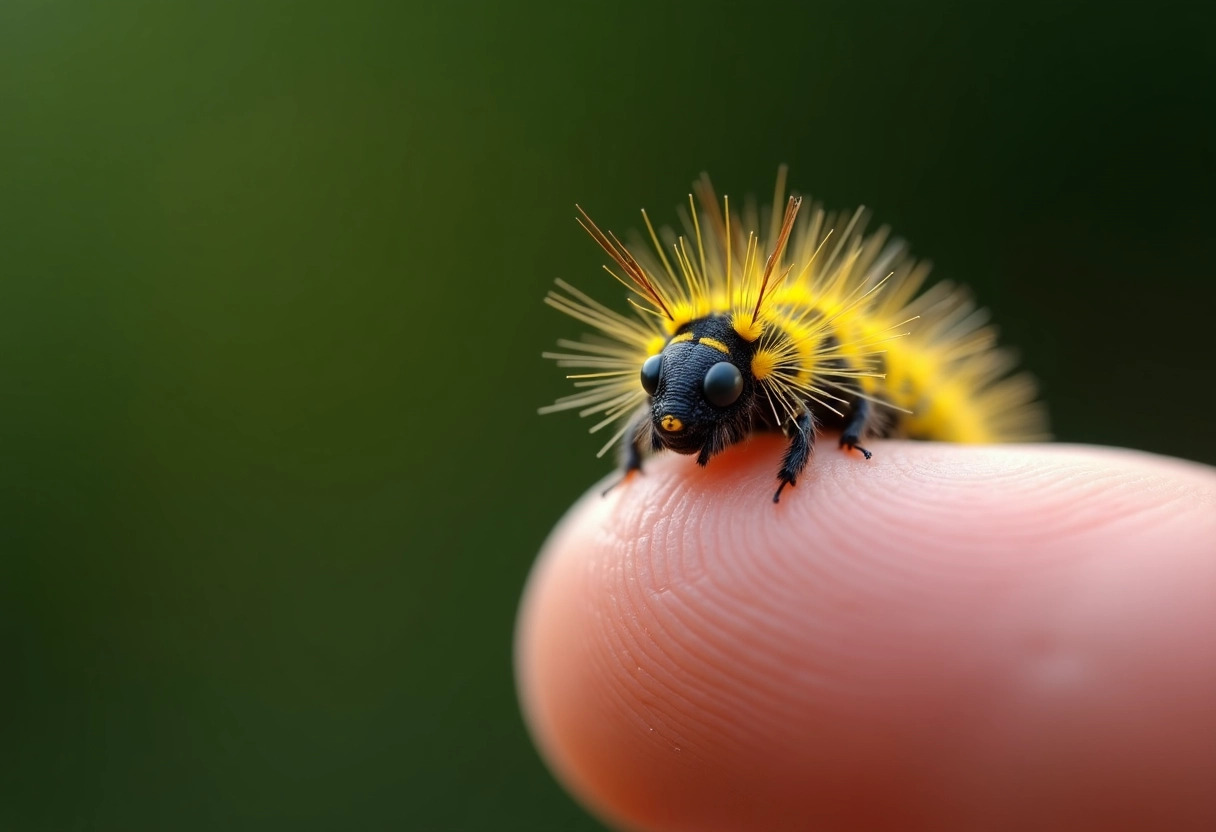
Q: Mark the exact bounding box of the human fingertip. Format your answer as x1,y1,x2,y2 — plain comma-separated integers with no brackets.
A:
517,439,1216,831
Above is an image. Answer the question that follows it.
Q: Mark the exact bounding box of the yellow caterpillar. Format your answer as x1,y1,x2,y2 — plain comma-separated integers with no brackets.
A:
540,168,1049,502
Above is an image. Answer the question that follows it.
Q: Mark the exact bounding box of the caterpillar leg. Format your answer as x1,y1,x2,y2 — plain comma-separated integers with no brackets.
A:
774,410,815,503
839,398,873,460
602,405,656,497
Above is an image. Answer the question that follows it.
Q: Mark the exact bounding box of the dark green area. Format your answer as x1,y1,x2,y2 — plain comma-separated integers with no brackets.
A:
1,1,1212,829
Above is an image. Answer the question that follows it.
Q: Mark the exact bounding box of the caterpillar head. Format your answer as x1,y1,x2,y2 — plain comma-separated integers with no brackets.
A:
641,323,754,459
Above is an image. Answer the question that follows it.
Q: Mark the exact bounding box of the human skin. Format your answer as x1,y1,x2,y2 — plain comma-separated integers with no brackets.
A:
515,438,1216,832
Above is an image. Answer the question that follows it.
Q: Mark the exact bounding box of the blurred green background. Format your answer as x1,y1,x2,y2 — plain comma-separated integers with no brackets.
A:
2,1,1213,829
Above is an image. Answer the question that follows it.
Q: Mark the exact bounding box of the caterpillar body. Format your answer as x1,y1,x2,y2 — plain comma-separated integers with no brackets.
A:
540,169,1049,502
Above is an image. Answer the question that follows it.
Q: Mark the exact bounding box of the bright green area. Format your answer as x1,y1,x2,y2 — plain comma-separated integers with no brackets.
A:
2,1,1212,829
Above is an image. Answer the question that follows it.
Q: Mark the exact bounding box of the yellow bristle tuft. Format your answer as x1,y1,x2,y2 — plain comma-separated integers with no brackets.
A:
751,348,778,381
731,313,764,342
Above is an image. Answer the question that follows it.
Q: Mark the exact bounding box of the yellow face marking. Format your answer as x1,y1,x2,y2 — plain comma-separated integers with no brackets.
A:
659,414,683,432
698,337,730,355
645,335,667,356
669,332,694,344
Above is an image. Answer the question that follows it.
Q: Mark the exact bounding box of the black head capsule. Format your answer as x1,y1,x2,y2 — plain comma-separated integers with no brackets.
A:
642,316,757,458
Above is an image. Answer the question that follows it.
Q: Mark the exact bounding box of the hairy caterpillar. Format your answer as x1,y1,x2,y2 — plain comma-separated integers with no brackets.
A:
540,168,1049,502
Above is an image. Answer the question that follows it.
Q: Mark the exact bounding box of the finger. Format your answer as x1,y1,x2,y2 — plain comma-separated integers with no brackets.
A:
515,438,1216,832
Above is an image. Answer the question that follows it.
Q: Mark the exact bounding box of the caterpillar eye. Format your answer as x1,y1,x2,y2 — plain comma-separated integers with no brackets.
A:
703,361,743,407
640,354,662,395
